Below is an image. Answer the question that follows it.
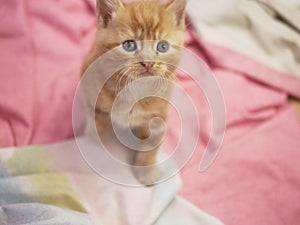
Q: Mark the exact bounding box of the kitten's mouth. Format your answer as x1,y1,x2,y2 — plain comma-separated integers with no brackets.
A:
140,69,154,76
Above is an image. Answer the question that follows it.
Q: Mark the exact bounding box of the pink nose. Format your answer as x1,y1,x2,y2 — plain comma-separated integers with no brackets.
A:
140,61,154,70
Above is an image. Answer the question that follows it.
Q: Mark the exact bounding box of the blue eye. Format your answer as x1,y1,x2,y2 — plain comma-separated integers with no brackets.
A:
122,40,137,52
157,41,169,53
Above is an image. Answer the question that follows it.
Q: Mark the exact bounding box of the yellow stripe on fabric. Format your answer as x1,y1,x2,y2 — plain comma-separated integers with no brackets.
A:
6,146,87,213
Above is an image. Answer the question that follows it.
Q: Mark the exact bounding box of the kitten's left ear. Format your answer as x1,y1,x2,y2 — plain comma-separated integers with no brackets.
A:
166,0,187,26
97,0,124,27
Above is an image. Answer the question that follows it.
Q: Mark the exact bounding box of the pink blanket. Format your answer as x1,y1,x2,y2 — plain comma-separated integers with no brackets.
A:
179,29,300,225
0,0,96,146
1,1,300,225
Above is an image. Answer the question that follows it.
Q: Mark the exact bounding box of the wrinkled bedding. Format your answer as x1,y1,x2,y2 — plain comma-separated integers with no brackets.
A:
187,0,300,78
183,1,300,224
0,0,95,146
0,139,223,225
1,0,300,225
0,203,97,225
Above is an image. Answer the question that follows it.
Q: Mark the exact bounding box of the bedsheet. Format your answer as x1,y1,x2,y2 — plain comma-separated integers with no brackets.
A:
180,1,300,224
187,0,300,78
0,0,96,146
0,139,223,225
1,0,300,225
0,203,97,225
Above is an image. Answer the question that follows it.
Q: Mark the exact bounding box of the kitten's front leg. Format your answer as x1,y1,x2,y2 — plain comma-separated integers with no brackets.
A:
132,125,162,186
133,148,162,186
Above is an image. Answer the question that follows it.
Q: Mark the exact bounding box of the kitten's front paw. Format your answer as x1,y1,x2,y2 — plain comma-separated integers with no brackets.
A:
132,166,162,186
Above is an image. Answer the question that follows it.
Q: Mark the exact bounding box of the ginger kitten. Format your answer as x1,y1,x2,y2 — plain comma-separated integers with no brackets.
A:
81,0,187,185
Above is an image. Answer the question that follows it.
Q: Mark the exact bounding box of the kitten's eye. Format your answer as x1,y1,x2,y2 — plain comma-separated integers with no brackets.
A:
157,41,169,53
122,40,137,52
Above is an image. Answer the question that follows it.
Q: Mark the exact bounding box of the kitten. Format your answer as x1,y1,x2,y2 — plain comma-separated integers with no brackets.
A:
81,0,187,185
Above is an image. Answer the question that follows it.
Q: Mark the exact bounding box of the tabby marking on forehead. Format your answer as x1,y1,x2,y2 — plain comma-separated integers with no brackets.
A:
115,2,180,41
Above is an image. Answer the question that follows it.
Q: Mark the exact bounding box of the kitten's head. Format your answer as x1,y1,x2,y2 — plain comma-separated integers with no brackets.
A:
96,0,187,81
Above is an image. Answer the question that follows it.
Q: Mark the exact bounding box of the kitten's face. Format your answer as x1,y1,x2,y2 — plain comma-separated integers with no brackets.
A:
96,0,187,82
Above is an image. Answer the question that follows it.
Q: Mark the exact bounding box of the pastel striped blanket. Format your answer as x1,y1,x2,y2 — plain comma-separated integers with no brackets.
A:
0,139,223,225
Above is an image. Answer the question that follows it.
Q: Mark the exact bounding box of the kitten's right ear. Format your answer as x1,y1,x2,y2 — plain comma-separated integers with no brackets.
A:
166,0,187,26
97,0,124,27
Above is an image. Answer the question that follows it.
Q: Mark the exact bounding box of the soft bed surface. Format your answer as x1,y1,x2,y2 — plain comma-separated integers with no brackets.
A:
1,1,300,225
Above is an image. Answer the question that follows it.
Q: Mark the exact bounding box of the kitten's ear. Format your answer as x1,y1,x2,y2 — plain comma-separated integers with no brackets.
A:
97,0,124,27
166,0,187,26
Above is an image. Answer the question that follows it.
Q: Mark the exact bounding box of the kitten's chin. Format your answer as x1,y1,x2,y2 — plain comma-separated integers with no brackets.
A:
140,71,154,76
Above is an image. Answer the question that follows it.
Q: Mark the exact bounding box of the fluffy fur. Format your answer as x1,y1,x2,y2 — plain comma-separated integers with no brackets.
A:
81,0,187,185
